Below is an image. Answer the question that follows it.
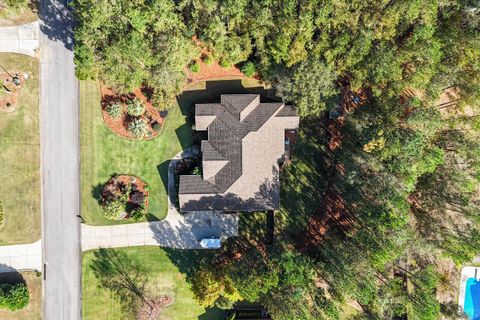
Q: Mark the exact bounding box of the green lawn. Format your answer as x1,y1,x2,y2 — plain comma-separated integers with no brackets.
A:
80,80,193,224
82,247,226,320
0,1,38,27
0,53,40,244
80,78,267,225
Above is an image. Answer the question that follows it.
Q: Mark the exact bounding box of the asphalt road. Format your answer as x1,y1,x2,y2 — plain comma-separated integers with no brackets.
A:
39,1,81,319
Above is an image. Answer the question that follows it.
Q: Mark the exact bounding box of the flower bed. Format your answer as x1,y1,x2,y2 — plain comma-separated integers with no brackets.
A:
101,86,164,140
101,175,149,221
0,72,26,112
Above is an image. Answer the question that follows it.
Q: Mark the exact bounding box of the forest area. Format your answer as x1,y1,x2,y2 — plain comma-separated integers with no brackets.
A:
73,0,480,319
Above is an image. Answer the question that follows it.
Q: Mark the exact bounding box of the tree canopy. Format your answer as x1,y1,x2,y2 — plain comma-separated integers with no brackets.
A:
73,0,480,319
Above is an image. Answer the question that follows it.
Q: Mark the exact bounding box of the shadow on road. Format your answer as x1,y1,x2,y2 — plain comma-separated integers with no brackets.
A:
39,0,74,51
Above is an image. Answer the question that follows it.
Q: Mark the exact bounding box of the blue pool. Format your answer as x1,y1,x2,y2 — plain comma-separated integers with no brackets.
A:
465,277,480,320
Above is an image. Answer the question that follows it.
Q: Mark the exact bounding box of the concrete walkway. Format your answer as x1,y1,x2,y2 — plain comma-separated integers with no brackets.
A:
0,21,39,57
0,240,42,272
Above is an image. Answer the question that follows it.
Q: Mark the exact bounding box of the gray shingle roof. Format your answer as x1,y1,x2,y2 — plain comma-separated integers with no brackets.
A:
179,94,299,211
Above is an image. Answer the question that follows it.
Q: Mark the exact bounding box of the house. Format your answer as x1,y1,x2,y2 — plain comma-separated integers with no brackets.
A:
178,94,299,212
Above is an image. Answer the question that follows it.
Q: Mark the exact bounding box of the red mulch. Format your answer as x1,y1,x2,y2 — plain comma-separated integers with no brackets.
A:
186,58,245,84
137,296,174,320
102,175,149,218
185,37,257,85
0,72,26,112
101,85,164,140
296,87,368,252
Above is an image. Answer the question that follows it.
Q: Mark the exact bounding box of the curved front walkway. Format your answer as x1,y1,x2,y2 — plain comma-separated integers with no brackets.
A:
0,21,39,57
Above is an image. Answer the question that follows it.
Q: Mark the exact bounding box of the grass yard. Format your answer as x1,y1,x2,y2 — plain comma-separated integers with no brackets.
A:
0,53,40,244
82,247,226,320
278,118,330,235
0,271,42,320
0,1,38,27
80,80,193,224
81,77,267,225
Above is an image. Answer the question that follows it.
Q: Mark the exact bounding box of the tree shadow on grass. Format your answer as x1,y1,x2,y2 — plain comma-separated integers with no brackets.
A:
0,270,26,286
91,183,104,206
162,248,227,319
157,160,170,195
90,248,148,317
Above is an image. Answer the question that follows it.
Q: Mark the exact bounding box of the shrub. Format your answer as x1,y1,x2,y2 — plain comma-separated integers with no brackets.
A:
220,59,231,68
103,197,127,220
129,206,146,222
128,118,148,139
106,103,122,118
204,55,214,65
241,61,256,77
0,283,29,311
190,61,200,73
152,122,162,132
193,166,202,176
127,99,145,117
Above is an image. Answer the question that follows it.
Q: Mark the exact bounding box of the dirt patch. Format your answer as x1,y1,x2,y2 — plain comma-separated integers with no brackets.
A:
102,175,149,220
101,85,164,140
137,296,174,320
0,72,26,112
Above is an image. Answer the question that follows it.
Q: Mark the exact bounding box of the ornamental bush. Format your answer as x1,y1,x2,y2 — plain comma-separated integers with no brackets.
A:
128,118,148,139
241,61,256,77
127,99,145,117
189,62,200,73
204,55,213,65
106,103,122,118
152,122,162,132
103,197,127,220
0,283,29,311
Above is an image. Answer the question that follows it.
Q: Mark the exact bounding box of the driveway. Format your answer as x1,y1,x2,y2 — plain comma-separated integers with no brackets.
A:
0,21,39,57
0,240,42,272
82,211,238,251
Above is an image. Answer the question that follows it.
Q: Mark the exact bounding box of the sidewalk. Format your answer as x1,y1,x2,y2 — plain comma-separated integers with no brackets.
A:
0,21,39,57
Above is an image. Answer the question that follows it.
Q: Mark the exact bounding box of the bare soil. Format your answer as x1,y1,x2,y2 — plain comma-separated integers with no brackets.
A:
137,296,174,320
0,72,26,112
101,85,164,140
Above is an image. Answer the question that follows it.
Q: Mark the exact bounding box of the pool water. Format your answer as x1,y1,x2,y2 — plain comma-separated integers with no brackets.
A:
465,277,480,320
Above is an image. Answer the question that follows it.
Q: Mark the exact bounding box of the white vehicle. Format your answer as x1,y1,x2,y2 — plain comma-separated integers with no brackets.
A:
199,236,221,249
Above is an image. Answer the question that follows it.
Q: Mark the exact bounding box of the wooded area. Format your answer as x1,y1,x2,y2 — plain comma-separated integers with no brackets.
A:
73,0,480,319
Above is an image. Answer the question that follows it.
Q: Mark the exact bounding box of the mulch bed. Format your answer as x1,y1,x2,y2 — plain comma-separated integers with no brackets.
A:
0,72,26,112
137,296,174,320
101,85,164,140
185,37,258,85
102,175,149,220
